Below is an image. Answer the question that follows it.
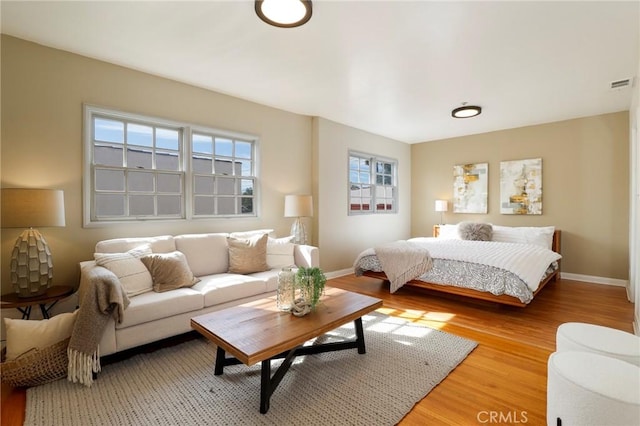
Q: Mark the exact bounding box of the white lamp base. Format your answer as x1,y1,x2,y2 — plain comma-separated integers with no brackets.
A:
290,217,307,245
10,228,53,298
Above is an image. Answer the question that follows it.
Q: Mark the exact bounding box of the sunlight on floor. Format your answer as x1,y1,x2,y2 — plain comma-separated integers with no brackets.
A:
376,307,456,330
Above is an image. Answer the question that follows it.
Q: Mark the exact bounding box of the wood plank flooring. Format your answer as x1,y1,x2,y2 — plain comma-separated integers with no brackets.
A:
1,275,635,425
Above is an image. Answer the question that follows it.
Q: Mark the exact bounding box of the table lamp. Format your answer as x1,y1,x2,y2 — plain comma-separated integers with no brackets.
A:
435,199,448,225
1,188,66,297
284,194,313,245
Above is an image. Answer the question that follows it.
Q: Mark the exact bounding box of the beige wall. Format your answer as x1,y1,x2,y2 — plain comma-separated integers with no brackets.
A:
313,117,411,272
411,112,630,280
0,36,313,294
0,35,632,295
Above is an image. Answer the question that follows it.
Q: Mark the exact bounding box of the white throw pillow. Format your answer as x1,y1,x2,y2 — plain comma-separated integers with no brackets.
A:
437,224,460,239
95,245,153,296
267,236,296,269
4,310,78,361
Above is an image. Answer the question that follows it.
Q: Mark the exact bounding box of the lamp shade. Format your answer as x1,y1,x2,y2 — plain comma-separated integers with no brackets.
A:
434,200,448,213
284,195,313,218
1,188,66,228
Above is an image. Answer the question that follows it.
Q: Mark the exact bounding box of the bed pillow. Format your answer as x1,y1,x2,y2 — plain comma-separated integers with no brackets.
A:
227,233,269,274
4,311,78,361
140,251,200,292
458,222,493,241
492,225,555,249
437,224,460,239
267,236,295,269
94,245,153,296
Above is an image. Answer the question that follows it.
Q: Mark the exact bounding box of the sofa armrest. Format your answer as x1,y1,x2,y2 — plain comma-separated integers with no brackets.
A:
293,244,319,268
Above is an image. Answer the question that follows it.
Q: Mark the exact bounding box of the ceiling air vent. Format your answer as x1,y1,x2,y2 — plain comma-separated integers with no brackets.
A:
610,78,631,89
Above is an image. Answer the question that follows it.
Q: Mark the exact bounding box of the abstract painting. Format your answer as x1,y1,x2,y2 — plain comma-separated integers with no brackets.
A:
500,158,542,215
453,162,488,214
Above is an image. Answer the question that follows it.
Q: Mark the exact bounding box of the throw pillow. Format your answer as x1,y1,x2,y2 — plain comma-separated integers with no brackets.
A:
437,224,460,239
227,233,269,274
141,251,200,292
4,310,78,361
94,245,153,296
267,236,295,269
458,222,493,241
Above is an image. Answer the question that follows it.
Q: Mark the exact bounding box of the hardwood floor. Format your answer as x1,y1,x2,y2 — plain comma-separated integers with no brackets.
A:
1,275,634,425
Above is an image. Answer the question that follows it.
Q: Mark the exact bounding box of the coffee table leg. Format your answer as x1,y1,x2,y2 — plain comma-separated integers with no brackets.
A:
260,359,271,414
355,317,366,354
214,346,226,375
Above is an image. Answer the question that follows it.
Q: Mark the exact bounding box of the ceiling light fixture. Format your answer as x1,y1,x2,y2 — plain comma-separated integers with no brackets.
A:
452,104,482,119
255,0,312,28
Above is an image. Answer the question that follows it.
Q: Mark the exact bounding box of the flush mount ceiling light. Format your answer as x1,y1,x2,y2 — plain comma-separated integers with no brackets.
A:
255,0,312,28
451,105,482,119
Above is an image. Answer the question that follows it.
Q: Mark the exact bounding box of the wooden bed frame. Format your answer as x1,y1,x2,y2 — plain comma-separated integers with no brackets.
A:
362,226,561,307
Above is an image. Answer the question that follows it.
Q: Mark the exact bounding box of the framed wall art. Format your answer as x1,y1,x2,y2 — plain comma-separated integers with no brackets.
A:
500,158,542,215
453,162,488,214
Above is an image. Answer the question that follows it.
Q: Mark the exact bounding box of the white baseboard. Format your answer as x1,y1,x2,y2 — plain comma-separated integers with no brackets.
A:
325,268,355,279
633,318,640,337
560,272,629,288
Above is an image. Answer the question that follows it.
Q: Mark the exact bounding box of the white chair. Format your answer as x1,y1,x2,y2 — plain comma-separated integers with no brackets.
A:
547,351,640,425
556,322,640,366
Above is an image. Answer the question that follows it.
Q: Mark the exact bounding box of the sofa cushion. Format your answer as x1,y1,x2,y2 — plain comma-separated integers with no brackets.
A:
174,233,229,276
95,235,176,254
229,229,275,239
248,270,280,292
227,234,269,274
116,288,204,329
140,251,200,292
95,246,153,296
193,274,268,307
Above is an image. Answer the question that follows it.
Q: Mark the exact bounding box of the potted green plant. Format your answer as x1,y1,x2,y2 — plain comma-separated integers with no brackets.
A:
295,267,327,310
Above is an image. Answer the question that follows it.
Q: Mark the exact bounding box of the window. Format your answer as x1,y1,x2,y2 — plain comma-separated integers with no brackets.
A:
348,151,397,214
191,131,255,216
84,105,257,224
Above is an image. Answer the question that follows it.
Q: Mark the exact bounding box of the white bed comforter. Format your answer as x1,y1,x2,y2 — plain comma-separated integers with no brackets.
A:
405,238,562,292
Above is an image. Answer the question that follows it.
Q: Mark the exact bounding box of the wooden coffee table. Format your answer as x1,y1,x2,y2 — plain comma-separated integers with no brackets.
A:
191,287,382,413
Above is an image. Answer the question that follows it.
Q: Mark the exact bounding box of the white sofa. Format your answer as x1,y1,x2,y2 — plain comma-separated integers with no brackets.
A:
78,231,319,357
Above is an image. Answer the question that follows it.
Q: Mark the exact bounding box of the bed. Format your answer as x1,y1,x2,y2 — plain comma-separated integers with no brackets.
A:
354,223,562,307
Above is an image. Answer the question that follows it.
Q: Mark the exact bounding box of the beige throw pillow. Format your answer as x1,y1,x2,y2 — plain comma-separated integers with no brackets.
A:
227,233,269,274
94,245,153,296
4,310,78,361
141,251,200,292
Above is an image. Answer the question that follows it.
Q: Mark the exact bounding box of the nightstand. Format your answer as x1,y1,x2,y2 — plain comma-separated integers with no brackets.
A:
0,286,74,319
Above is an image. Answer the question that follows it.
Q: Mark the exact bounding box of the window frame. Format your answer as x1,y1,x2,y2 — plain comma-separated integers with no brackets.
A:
348,150,398,215
83,104,259,226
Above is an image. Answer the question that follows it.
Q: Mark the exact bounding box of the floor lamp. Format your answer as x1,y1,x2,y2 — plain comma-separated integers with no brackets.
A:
1,188,66,297
284,195,313,245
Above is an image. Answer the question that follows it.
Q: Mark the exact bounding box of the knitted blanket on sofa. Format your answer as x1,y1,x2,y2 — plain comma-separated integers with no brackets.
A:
67,266,129,387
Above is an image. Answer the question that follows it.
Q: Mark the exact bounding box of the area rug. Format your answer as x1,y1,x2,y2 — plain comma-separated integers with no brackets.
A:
25,312,477,426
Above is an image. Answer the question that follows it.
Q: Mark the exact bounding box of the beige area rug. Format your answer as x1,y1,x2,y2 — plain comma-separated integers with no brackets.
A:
25,312,477,426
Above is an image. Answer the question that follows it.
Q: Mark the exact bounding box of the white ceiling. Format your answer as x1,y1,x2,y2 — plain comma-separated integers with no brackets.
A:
1,1,638,143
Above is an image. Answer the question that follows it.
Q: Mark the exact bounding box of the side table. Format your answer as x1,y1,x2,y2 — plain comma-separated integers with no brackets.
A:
0,286,74,320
